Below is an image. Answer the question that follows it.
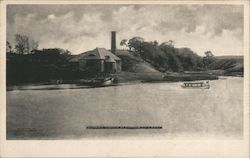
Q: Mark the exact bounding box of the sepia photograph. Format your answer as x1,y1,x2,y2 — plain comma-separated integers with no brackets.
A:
1,0,249,157
5,3,245,139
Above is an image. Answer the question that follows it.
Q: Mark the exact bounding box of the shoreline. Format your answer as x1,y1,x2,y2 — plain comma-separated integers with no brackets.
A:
6,73,243,91
6,71,244,87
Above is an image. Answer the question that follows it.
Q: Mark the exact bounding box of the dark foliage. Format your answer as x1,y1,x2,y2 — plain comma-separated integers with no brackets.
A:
174,47,204,71
6,48,83,85
127,37,204,72
208,56,243,76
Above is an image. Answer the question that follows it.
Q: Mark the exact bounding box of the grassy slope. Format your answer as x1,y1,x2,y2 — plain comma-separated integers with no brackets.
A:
114,50,218,82
208,56,243,75
116,50,243,73
116,50,160,73
114,50,163,82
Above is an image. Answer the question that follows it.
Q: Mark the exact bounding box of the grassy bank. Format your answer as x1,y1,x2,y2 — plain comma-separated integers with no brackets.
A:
113,71,218,83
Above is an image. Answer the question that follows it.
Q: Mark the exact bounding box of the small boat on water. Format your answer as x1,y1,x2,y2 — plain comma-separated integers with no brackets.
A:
79,77,115,87
181,81,210,89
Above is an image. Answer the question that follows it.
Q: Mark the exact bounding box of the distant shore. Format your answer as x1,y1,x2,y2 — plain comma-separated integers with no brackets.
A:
6,70,243,87
115,71,219,83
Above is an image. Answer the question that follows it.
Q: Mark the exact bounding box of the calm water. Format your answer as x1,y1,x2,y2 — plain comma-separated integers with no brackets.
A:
7,77,243,139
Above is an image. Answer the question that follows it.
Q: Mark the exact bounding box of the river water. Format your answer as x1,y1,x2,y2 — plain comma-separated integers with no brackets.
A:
7,77,243,139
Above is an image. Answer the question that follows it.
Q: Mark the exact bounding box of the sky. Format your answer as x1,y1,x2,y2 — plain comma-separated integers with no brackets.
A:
7,4,244,56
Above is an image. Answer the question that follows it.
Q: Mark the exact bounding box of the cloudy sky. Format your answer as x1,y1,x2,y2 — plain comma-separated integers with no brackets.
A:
7,4,243,56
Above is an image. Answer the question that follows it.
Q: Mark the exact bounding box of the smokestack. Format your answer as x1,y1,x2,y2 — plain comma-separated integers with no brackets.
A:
111,31,116,54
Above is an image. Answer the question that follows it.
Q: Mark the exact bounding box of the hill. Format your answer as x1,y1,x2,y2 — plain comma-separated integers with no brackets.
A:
114,50,218,82
115,50,243,77
115,50,160,73
208,56,243,76
113,50,164,82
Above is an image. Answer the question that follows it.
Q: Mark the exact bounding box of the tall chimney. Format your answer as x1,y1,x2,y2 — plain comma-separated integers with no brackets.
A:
111,31,116,54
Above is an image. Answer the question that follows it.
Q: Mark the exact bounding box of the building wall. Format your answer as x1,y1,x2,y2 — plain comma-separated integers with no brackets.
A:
79,59,103,73
78,59,121,73
79,59,86,71
70,62,80,70
116,60,122,72
104,62,115,73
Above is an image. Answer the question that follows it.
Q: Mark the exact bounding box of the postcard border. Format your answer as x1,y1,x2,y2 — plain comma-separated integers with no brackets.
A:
0,0,249,157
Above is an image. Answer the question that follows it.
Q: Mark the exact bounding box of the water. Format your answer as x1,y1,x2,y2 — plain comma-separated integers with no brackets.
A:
7,77,243,139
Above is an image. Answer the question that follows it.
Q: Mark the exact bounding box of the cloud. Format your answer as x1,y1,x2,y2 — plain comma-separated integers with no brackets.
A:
7,4,243,55
47,14,55,19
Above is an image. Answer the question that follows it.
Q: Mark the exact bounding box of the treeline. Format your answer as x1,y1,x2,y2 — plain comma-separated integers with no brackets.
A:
7,34,39,54
6,34,243,85
120,37,214,73
7,48,84,85
7,34,85,85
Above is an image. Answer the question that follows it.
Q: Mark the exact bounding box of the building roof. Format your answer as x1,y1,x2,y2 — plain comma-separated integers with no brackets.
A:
69,47,120,62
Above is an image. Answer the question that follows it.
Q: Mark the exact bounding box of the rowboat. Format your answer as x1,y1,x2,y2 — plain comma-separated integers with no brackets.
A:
181,81,210,89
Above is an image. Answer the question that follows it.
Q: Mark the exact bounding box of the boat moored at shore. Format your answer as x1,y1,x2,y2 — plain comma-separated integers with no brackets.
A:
78,77,115,87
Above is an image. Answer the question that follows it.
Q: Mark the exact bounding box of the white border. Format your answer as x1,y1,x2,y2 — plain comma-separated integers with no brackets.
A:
0,1,249,157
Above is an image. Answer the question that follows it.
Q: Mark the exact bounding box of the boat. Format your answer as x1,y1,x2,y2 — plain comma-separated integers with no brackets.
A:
181,81,210,89
92,77,114,86
79,77,115,87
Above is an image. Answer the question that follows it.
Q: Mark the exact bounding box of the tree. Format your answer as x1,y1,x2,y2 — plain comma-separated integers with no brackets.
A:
153,40,158,46
203,51,215,70
120,39,127,46
15,34,29,54
204,51,214,57
160,40,174,48
120,39,128,50
128,37,144,52
6,41,13,53
30,39,39,51
14,34,39,54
